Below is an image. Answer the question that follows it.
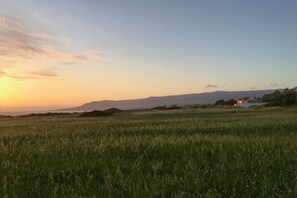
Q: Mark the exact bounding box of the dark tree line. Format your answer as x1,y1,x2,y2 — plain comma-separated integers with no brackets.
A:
261,88,297,106
214,99,237,106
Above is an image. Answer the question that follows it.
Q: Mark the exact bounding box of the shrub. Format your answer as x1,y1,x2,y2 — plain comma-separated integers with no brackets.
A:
79,108,122,117
262,88,297,106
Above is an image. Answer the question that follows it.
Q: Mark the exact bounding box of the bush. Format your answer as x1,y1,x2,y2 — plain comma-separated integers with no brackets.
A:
166,105,182,110
152,105,181,110
200,104,212,108
262,88,297,106
214,99,236,106
79,108,122,117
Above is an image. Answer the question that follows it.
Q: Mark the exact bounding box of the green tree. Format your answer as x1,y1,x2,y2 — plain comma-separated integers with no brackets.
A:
225,99,237,106
261,88,297,106
214,100,225,106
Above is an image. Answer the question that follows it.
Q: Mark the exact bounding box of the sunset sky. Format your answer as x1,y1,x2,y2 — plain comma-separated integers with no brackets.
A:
0,0,296,112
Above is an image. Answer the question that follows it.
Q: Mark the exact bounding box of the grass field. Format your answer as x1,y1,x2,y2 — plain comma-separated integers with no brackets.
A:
1,107,297,197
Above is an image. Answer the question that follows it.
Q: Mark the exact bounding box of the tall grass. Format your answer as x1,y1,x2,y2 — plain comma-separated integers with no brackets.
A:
0,107,297,197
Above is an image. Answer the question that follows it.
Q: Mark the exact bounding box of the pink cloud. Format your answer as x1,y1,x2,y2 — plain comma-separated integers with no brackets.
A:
205,84,219,88
0,12,103,80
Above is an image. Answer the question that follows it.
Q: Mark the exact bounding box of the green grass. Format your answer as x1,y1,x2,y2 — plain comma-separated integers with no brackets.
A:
1,107,297,197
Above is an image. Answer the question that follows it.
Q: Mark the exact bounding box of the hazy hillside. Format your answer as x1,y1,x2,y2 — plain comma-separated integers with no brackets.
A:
58,90,276,111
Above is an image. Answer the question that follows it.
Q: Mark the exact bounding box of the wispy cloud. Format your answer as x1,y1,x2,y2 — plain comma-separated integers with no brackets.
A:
0,70,58,80
205,84,219,88
0,71,7,77
30,71,58,77
0,15,61,58
52,50,104,65
0,10,103,80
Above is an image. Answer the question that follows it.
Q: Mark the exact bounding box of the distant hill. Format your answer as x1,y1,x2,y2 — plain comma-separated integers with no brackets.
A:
58,89,276,112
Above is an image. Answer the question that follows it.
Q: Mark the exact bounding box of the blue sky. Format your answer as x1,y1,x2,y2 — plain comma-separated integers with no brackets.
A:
0,0,296,110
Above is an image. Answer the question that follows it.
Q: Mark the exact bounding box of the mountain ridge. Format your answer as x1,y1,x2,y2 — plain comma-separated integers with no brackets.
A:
58,89,277,112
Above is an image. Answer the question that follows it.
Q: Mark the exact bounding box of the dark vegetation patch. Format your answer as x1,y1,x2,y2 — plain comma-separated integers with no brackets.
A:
0,115,12,119
214,99,237,106
187,104,213,109
78,108,122,117
18,112,77,118
151,105,182,110
261,87,297,106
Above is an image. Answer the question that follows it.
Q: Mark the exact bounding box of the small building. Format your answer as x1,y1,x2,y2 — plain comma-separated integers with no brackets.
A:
236,97,258,108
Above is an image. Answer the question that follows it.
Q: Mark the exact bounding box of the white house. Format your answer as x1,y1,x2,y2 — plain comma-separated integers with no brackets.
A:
236,97,258,108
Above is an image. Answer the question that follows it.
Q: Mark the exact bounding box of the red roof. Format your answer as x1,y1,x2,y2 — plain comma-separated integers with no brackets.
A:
237,97,257,101
237,97,250,101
